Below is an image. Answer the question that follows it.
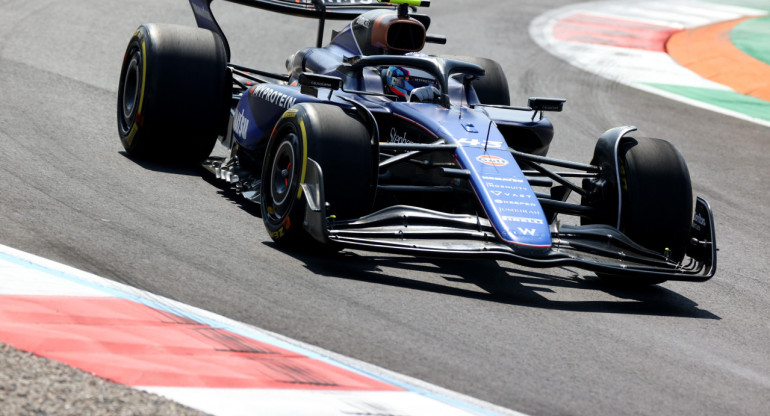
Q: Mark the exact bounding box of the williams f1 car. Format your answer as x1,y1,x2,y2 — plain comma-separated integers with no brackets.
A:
117,0,716,284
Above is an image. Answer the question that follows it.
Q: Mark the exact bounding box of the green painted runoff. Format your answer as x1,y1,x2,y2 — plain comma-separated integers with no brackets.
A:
646,83,770,122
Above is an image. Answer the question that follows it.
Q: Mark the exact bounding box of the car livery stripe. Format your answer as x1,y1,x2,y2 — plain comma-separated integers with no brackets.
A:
0,244,528,416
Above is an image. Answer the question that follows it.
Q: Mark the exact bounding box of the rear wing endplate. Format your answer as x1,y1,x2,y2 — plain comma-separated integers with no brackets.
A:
189,0,232,60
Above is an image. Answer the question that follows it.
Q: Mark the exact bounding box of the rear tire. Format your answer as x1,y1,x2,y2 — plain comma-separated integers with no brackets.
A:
260,104,375,247
117,24,229,164
437,55,510,105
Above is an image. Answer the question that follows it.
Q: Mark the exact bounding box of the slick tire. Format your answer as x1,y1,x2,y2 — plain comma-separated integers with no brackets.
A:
438,55,510,106
117,24,230,164
598,137,693,285
261,104,376,247
618,137,693,260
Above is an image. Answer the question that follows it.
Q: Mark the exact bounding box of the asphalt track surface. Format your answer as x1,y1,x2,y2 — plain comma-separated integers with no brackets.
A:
1,0,768,415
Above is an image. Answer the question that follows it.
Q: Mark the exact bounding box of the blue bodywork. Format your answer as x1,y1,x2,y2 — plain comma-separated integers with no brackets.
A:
190,0,716,281
228,20,556,252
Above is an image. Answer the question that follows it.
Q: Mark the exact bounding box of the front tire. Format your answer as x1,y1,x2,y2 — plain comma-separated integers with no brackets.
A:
618,137,693,262
260,104,376,246
590,137,693,285
436,55,510,105
117,24,229,164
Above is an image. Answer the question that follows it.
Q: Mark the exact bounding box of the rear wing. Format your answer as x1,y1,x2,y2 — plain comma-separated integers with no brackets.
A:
225,0,397,20
189,0,426,60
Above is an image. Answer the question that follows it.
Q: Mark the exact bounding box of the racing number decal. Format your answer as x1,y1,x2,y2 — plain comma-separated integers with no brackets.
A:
458,138,503,148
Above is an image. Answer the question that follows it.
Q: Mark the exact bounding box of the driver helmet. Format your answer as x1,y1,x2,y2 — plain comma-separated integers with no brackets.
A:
383,66,438,100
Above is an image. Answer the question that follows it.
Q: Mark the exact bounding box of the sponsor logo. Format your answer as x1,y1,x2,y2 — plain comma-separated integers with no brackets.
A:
252,85,297,109
356,16,371,28
389,128,413,144
270,227,285,239
492,200,537,207
502,216,544,225
304,79,337,88
486,183,528,191
489,190,532,198
517,227,537,236
482,176,525,183
233,109,249,139
476,155,508,166
494,195,532,204
458,138,503,148
500,208,542,215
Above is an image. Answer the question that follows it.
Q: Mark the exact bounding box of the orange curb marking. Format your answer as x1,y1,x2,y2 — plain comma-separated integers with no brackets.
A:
667,17,770,101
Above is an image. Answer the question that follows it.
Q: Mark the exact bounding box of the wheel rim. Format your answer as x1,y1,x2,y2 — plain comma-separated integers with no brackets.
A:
269,137,297,214
122,54,141,121
118,46,142,135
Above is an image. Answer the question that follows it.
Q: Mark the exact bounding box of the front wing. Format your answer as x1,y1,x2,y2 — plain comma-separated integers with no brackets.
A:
301,159,717,282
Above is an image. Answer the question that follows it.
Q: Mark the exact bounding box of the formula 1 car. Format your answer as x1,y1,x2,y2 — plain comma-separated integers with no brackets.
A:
116,0,716,284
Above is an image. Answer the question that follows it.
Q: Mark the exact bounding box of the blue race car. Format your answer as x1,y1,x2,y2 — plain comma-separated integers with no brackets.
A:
116,0,716,285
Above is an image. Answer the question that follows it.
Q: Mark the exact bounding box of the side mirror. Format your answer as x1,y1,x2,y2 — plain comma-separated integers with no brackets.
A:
298,73,342,98
528,97,566,121
528,97,566,112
